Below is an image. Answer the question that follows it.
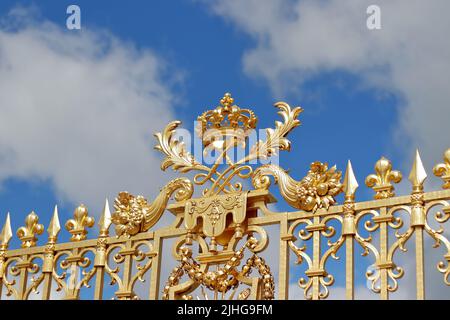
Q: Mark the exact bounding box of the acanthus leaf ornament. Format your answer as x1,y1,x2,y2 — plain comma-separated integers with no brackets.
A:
154,121,210,174
244,102,302,161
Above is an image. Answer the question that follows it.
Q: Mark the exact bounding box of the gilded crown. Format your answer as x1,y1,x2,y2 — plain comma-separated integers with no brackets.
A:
197,93,258,147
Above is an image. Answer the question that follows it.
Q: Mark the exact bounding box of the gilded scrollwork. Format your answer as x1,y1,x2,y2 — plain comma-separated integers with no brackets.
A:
387,206,414,256
52,247,97,299
423,201,450,285
1,253,45,300
288,219,313,266
353,205,419,295
103,243,125,293
129,241,155,291
319,215,345,281
99,238,156,300
287,214,345,300
354,209,383,293
287,219,313,298
384,206,413,293
25,260,45,299
354,210,380,259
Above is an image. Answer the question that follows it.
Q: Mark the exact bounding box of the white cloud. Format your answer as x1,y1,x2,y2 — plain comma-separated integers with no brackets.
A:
207,0,450,172
0,9,179,214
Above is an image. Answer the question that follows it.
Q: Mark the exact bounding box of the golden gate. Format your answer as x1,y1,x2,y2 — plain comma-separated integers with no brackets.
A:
0,93,449,300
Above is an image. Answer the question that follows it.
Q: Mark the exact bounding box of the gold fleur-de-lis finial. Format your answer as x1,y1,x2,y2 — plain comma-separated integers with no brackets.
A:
433,148,450,189
0,213,12,249
365,156,402,199
343,160,358,202
47,205,61,243
16,211,44,248
220,92,234,108
98,199,112,237
65,204,95,241
409,149,427,193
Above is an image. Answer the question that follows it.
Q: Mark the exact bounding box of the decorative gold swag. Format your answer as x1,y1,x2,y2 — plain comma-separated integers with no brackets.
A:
0,93,449,300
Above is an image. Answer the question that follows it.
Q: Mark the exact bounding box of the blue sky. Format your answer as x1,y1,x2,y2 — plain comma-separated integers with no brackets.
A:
0,1,449,299
0,0,400,218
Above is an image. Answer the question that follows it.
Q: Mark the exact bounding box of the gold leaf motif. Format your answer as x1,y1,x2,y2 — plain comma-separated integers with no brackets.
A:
154,121,210,173
243,102,302,162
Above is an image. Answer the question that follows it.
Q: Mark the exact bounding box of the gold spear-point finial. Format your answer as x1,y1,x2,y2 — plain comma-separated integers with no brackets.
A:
47,205,61,243
365,156,402,199
0,213,13,248
343,160,358,202
409,149,427,193
65,204,95,242
17,211,44,248
433,148,450,189
98,198,112,237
